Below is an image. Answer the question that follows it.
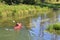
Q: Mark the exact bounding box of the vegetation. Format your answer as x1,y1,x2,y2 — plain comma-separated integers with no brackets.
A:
0,0,41,5
0,0,59,8
0,0,59,28
47,23,60,35
0,0,60,40
0,4,51,27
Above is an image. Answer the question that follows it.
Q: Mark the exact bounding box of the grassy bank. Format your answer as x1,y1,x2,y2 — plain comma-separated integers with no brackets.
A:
0,4,51,20
0,4,51,27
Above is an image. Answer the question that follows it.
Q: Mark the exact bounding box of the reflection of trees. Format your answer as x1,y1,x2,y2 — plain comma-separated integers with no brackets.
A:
23,17,32,29
39,13,48,40
47,11,58,40
54,34,58,40
47,11,57,24
40,22,44,40
39,14,46,40
51,9,59,40
51,31,58,40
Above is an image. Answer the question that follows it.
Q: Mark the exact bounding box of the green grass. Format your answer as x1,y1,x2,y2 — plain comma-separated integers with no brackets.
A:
46,23,60,35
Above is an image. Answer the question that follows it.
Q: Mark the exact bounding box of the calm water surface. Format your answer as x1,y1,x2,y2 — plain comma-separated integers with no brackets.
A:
20,11,60,40
0,10,60,40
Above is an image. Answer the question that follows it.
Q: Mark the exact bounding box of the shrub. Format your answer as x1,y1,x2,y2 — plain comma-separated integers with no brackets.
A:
47,23,60,35
23,0,35,4
53,23,60,30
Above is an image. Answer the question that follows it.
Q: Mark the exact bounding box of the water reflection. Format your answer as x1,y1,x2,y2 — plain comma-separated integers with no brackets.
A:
0,10,60,40
27,12,60,40
29,17,41,40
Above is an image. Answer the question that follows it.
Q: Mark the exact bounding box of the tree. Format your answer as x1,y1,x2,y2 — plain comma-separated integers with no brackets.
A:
40,0,45,3
3,0,12,5
2,0,21,5
12,0,20,4
23,0,35,4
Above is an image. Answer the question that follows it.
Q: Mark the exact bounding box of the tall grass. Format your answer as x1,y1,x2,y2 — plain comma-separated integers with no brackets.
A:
0,4,51,27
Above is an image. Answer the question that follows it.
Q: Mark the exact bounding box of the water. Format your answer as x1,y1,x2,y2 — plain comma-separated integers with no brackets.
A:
23,11,60,40
0,10,60,40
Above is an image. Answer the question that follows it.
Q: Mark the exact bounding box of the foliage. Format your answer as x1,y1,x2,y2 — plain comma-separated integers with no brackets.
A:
0,0,60,9
47,23,60,35
53,23,60,30
0,0,38,5
0,0,45,5
0,4,50,27
23,0,35,4
40,0,45,3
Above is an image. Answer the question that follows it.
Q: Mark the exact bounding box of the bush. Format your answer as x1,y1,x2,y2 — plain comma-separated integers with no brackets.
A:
0,0,42,5
23,0,35,4
53,23,60,30
47,23,60,35
1,0,22,5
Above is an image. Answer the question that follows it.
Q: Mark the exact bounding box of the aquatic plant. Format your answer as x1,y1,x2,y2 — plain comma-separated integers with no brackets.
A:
47,23,60,35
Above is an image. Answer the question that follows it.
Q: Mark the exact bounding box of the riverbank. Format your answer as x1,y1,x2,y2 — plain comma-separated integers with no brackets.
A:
0,4,51,18
40,2,60,8
0,4,52,27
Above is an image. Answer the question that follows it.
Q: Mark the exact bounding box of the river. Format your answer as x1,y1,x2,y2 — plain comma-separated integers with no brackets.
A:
16,10,60,40
0,9,60,40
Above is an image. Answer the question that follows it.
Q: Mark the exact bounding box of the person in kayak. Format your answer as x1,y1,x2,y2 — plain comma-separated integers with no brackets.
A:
14,22,22,31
